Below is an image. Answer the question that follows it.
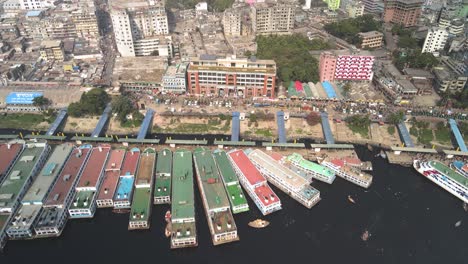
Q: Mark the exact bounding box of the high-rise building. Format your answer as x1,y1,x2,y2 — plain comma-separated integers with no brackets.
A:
323,0,341,10
252,3,295,34
110,0,169,57
319,51,375,82
18,0,55,10
187,55,276,98
383,0,423,27
223,8,242,36
422,27,449,56
346,1,365,17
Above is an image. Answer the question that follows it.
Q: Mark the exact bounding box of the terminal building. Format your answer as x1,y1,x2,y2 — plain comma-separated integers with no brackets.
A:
187,55,276,98
5,92,44,112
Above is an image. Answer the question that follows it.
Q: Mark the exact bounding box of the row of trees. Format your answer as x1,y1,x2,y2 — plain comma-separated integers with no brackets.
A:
324,15,382,46
256,34,331,84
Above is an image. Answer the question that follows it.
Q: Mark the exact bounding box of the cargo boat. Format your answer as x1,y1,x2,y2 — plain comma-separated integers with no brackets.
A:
228,149,281,215
317,157,372,188
114,148,140,210
171,149,197,249
212,150,249,214
154,148,172,204
69,145,110,218
129,148,155,230
96,149,126,208
0,142,24,186
7,143,74,240
283,153,336,184
248,150,321,209
36,145,92,238
0,141,50,250
193,148,238,245
414,160,468,204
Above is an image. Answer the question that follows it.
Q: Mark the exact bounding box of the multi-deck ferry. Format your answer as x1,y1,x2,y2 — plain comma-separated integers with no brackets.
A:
212,150,249,214
113,148,140,210
283,153,336,184
154,148,172,204
452,161,468,178
96,148,126,208
129,148,155,230
193,148,238,245
414,160,468,204
317,157,372,188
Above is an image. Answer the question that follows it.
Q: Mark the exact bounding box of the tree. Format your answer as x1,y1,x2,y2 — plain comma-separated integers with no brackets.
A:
306,112,321,126
387,111,404,125
67,88,110,117
343,83,352,96
32,96,51,109
112,95,134,123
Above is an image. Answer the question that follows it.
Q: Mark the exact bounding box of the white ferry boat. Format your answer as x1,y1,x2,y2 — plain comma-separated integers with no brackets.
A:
414,160,468,204
452,161,468,178
317,157,372,188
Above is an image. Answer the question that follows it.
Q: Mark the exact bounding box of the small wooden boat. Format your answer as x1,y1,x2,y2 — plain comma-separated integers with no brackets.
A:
248,219,270,228
165,210,171,223
112,208,130,214
348,195,356,204
361,230,370,241
455,220,462,227
165,222,172,237
463,203,468,212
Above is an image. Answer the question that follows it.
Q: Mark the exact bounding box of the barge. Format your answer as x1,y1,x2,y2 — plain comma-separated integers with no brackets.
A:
114,148,140,210
154,148,172,204
96,148,126,208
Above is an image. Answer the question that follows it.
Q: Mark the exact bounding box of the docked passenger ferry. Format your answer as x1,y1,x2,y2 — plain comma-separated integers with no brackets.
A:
317,157,372,188
414,160,468,204
452,161,468,178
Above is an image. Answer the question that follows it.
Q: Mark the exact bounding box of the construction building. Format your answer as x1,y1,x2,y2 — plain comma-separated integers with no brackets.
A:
383,0,423,27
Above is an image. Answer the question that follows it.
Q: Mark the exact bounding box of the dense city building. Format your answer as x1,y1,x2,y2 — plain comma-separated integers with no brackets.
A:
39,40,65,61
187,55,276,98
383,0,423,27
252,3,295,35
162,62,188,94
319,51,375,82
110,0,169,57
323,0,341,10
421,27,449,56
358,31,384,49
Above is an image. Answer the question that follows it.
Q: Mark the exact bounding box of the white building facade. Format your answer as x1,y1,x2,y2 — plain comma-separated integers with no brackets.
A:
422,27,449,56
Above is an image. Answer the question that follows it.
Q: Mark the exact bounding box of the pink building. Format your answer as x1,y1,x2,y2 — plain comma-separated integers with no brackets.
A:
319,52,374,82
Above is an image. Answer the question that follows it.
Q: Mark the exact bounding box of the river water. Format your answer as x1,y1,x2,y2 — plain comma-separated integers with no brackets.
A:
0,143,467,263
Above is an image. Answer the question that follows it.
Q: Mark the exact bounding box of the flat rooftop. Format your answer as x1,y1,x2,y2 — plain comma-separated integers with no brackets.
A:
135,148,156,186
110,0,164,10
41,40,62,49
0,143,23,177
130,187,152,222
69,190,96,210
154,149,172,198
247,149,309,191
0,143,46,210
431,161,468,188
8,204,41,231
212,150,248,208
193,148,230,210
114,57,167,84
254,185,279,207
120,148,140,177
97,149,126,201
35,206,65,230
105,149,126,171
22,143,74,204
358,31,383,38
44,146,91,207
114,176,134,202
228,150,265,186
286,153,335,179
77,146,110,189
171,149,195,221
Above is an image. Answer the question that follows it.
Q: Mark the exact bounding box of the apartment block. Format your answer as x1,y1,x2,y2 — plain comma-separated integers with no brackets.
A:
162,63,188,94
252,3,294,35
358,31,384,49
421,27,449,56
383,0,423,27
323,0,341,10
319,51,375,82
187,55,276,98
39,40,64,61
110,0,169,57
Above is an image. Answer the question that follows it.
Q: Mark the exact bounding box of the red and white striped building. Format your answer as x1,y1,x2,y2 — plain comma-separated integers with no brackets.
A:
319,51,375,82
